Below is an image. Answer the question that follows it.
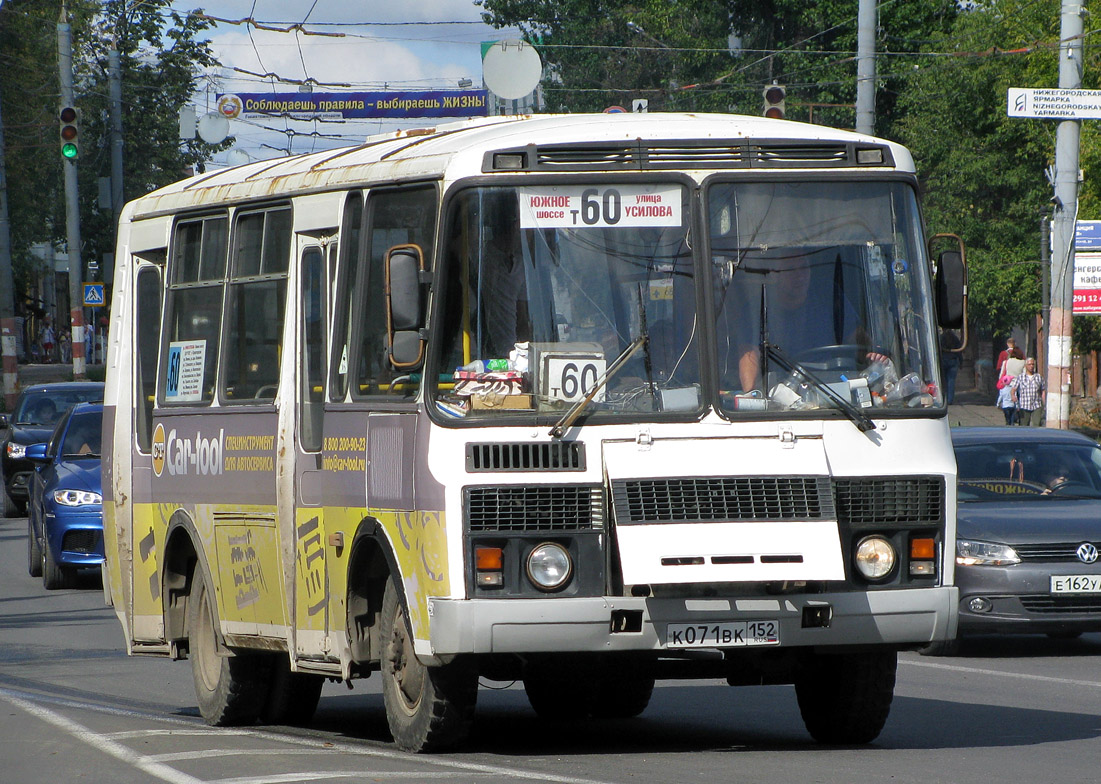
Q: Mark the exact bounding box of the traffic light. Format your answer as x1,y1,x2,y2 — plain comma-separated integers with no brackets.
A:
762,84,786,120
59,106,79,159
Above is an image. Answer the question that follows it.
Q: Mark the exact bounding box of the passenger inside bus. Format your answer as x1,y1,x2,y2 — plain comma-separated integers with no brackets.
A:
723,250,886,395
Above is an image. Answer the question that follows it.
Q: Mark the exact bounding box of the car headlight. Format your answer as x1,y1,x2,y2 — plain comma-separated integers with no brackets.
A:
526,542,573,591
956,539,1020,566
854,535,896,580
53,489,102,506
6,442,26,459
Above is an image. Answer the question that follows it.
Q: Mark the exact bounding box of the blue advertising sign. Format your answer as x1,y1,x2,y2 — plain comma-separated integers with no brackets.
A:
215,91,489,121
1075,220,1101,250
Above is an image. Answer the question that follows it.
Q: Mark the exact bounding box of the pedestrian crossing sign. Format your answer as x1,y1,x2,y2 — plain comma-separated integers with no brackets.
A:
83,282,105,306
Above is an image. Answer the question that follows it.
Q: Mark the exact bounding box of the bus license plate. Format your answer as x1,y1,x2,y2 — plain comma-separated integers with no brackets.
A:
1051,575,1101,594
666,620,780,648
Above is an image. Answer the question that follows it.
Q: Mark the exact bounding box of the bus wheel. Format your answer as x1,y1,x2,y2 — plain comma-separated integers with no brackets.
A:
262,656,324,726
590,665,654,719
187,567,270,726
523,661,591,720
794,650,896,744
42,536,74,590
380,580,477,752
27,519,43,577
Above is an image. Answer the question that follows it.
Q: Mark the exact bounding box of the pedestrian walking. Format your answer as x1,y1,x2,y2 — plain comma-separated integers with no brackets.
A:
995,376,1016,424
1011,357,1046,427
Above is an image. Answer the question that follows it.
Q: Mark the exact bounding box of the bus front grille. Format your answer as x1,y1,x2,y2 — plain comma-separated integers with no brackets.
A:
465,485,603,532
832,476,944,529
466,441,586,472
611,477,834,524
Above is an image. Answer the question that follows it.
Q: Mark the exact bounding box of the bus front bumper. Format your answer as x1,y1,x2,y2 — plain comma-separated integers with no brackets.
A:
424,586,958,657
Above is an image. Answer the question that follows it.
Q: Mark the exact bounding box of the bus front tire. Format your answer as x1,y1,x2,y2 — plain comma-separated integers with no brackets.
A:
187,567,270,726
794,650,896,744
380,580,477,752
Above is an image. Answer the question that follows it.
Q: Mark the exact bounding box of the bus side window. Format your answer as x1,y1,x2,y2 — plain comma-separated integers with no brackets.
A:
136,265,162,451
329,193,362,402
299,246,325,451
163,216,226,405
352,186,436,398
223,206,292,402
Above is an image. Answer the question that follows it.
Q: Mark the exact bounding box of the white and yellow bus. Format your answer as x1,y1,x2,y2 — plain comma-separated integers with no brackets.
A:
103,112,965,752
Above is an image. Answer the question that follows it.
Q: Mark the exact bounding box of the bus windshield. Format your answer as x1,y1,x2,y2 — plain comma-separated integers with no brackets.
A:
435,184,700,420
432,180,941,422
708,180,941,416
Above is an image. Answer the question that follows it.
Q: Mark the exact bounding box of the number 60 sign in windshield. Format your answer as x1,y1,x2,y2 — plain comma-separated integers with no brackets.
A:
518,185,681,229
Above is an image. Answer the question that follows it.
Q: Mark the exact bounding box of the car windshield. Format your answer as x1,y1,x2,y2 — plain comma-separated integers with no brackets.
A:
956,440,1101,501
14,389,102,426
61,411,102,458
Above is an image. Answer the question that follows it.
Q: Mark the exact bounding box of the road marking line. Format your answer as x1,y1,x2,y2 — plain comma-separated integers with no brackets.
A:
0,691,203,784
0,686,616,784
211,774,480,784
903,658,1101,689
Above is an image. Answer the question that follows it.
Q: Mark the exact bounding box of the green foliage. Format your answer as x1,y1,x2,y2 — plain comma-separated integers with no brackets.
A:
0,0,226,315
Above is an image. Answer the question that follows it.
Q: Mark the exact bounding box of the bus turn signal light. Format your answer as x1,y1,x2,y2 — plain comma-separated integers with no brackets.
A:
475,546,504,587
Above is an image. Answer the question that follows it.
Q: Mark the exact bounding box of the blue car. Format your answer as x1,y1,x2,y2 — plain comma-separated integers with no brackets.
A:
26,402,105,590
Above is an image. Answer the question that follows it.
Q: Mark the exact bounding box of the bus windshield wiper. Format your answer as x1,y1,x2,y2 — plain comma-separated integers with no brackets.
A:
549,333,648,439
765,342,876,433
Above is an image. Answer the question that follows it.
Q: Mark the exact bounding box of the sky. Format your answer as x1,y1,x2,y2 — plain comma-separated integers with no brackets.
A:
166,0,523,164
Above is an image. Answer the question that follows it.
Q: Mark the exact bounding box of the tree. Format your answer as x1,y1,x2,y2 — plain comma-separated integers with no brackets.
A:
893,0,1101,342
0,0,227,337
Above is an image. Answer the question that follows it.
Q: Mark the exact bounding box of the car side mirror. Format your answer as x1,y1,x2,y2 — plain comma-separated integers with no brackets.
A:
0,413,8,428
25,443,50,464
386,243,427,370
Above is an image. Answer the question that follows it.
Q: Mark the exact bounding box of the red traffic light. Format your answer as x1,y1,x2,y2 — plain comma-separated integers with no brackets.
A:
762,84,786,120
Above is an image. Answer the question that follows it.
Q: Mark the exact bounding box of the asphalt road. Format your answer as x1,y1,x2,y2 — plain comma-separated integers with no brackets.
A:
4,512,1101,783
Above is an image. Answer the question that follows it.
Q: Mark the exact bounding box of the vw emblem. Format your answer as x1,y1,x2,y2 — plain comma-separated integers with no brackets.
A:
1077,542,1099,564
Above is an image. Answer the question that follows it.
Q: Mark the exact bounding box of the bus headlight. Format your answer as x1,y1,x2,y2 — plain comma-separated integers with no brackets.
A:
526,542,572,591
854,535,896,581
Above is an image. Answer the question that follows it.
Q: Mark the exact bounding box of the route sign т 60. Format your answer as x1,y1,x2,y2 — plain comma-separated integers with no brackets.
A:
1008,88,1101,120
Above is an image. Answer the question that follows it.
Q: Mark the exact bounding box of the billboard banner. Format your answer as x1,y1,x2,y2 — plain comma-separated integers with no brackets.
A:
215,91,489,121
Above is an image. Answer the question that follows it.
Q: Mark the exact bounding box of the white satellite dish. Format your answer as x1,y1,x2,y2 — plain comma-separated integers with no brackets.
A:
482,39,542,100
197,112,230,144
225,149,251,167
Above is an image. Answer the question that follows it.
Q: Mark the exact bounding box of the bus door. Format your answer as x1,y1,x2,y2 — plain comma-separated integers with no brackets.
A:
293,239,335,660
128,261,166,644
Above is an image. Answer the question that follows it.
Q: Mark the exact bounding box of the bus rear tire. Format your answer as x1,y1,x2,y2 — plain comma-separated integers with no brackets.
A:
380,580,477,752
187,567,270,726
794,650,896,744
262,657,324,726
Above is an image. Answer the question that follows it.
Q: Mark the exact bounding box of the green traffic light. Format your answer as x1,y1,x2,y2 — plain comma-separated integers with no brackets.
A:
61,142,78,159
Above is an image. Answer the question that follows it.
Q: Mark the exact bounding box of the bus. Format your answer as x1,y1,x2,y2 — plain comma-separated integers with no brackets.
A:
103,112,965,752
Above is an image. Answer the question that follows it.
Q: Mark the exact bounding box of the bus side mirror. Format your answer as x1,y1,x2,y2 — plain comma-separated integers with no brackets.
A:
386,244,426,369
935,250,965,329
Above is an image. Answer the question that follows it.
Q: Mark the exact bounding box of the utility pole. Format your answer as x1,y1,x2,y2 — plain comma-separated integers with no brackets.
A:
58,4,86,379
108,47,123,286
1047,0,1085,429
0,94,18,408
855,0,876,134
